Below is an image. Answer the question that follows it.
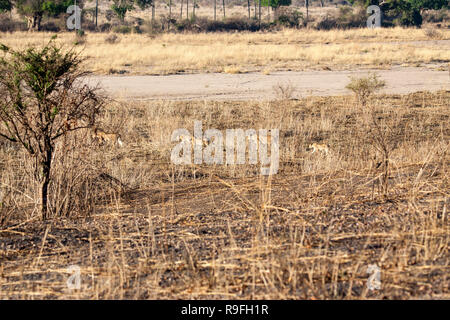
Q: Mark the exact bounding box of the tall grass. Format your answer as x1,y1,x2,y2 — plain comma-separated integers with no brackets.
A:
0,91,448,299
0,28,448,75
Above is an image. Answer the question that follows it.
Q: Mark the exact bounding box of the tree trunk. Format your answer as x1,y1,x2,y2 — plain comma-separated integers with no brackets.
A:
222,0,225,18
305,0,309,24
247,0,250,19
180,0,183,19
254,0,257,19
193,0,195,19
39,145,53,220
152,3,155,23
95,0,98,27
214,0,216,20
258,0,261,27
187,0,189,19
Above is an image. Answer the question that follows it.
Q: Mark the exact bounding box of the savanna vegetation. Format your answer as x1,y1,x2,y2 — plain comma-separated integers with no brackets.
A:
0,0,448,301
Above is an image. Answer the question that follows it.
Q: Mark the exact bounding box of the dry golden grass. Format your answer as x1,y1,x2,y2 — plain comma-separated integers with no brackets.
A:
0,28,448,75
0,91,448,299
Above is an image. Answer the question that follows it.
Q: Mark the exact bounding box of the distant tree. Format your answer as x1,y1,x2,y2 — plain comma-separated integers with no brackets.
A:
382,0,449,26
110,0,134,22
261,0,292,16
0,0,12,13
135,0,154,21
261,0,291,8
0,40,103,220
13,0,72,31
349,0,449,26
261,0,291,21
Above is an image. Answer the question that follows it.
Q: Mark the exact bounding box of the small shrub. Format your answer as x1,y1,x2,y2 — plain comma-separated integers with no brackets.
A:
423,27,442,39
105,34,119,44
83,21,98,32
74,29,86,45
105,10,115,22
314,14,338,30
99,23,112,32
40,21,61,32
313,6,365,30
336,5,366,29
275,8,303,28
0,16,27,32
346,73,386,106
273,81,296,100
112,25,132,34
422,9,449,23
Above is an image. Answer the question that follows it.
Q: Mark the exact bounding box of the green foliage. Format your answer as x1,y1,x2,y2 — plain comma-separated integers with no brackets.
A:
14,0,71,17
135,0,152,10
349,0,449,27
0,0,12,13
348,0,379,6
260,0,291,8
0,39,102,219
110,0,134,21
41,0,72,17
0,40,79,106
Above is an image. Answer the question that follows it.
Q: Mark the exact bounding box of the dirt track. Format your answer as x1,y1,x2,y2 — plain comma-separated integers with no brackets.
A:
87,66,449,101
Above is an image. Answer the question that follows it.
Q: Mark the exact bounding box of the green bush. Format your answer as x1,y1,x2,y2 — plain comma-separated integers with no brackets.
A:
351,0,449,27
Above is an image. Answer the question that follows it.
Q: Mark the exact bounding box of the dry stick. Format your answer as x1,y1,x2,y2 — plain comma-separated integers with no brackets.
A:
147,204,156,257
442,200,447,223
89,232,96,298
169,0,172,18
259,0,261,27
95,0,98,26
0,182,34,201
171,165,176,217
152,2,156,23
223,0,225,18
33,225,50,267
180,0,183,18
305,0,309,24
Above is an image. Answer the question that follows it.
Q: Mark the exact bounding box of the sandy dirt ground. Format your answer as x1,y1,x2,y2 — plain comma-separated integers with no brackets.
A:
87,66,449,101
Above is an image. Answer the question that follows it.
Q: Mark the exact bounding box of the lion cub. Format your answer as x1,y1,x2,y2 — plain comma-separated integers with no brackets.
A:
308,143,329,155
91,127,124,147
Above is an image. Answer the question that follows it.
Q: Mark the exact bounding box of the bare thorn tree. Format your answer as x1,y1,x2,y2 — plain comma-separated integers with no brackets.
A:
0,39,103,220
